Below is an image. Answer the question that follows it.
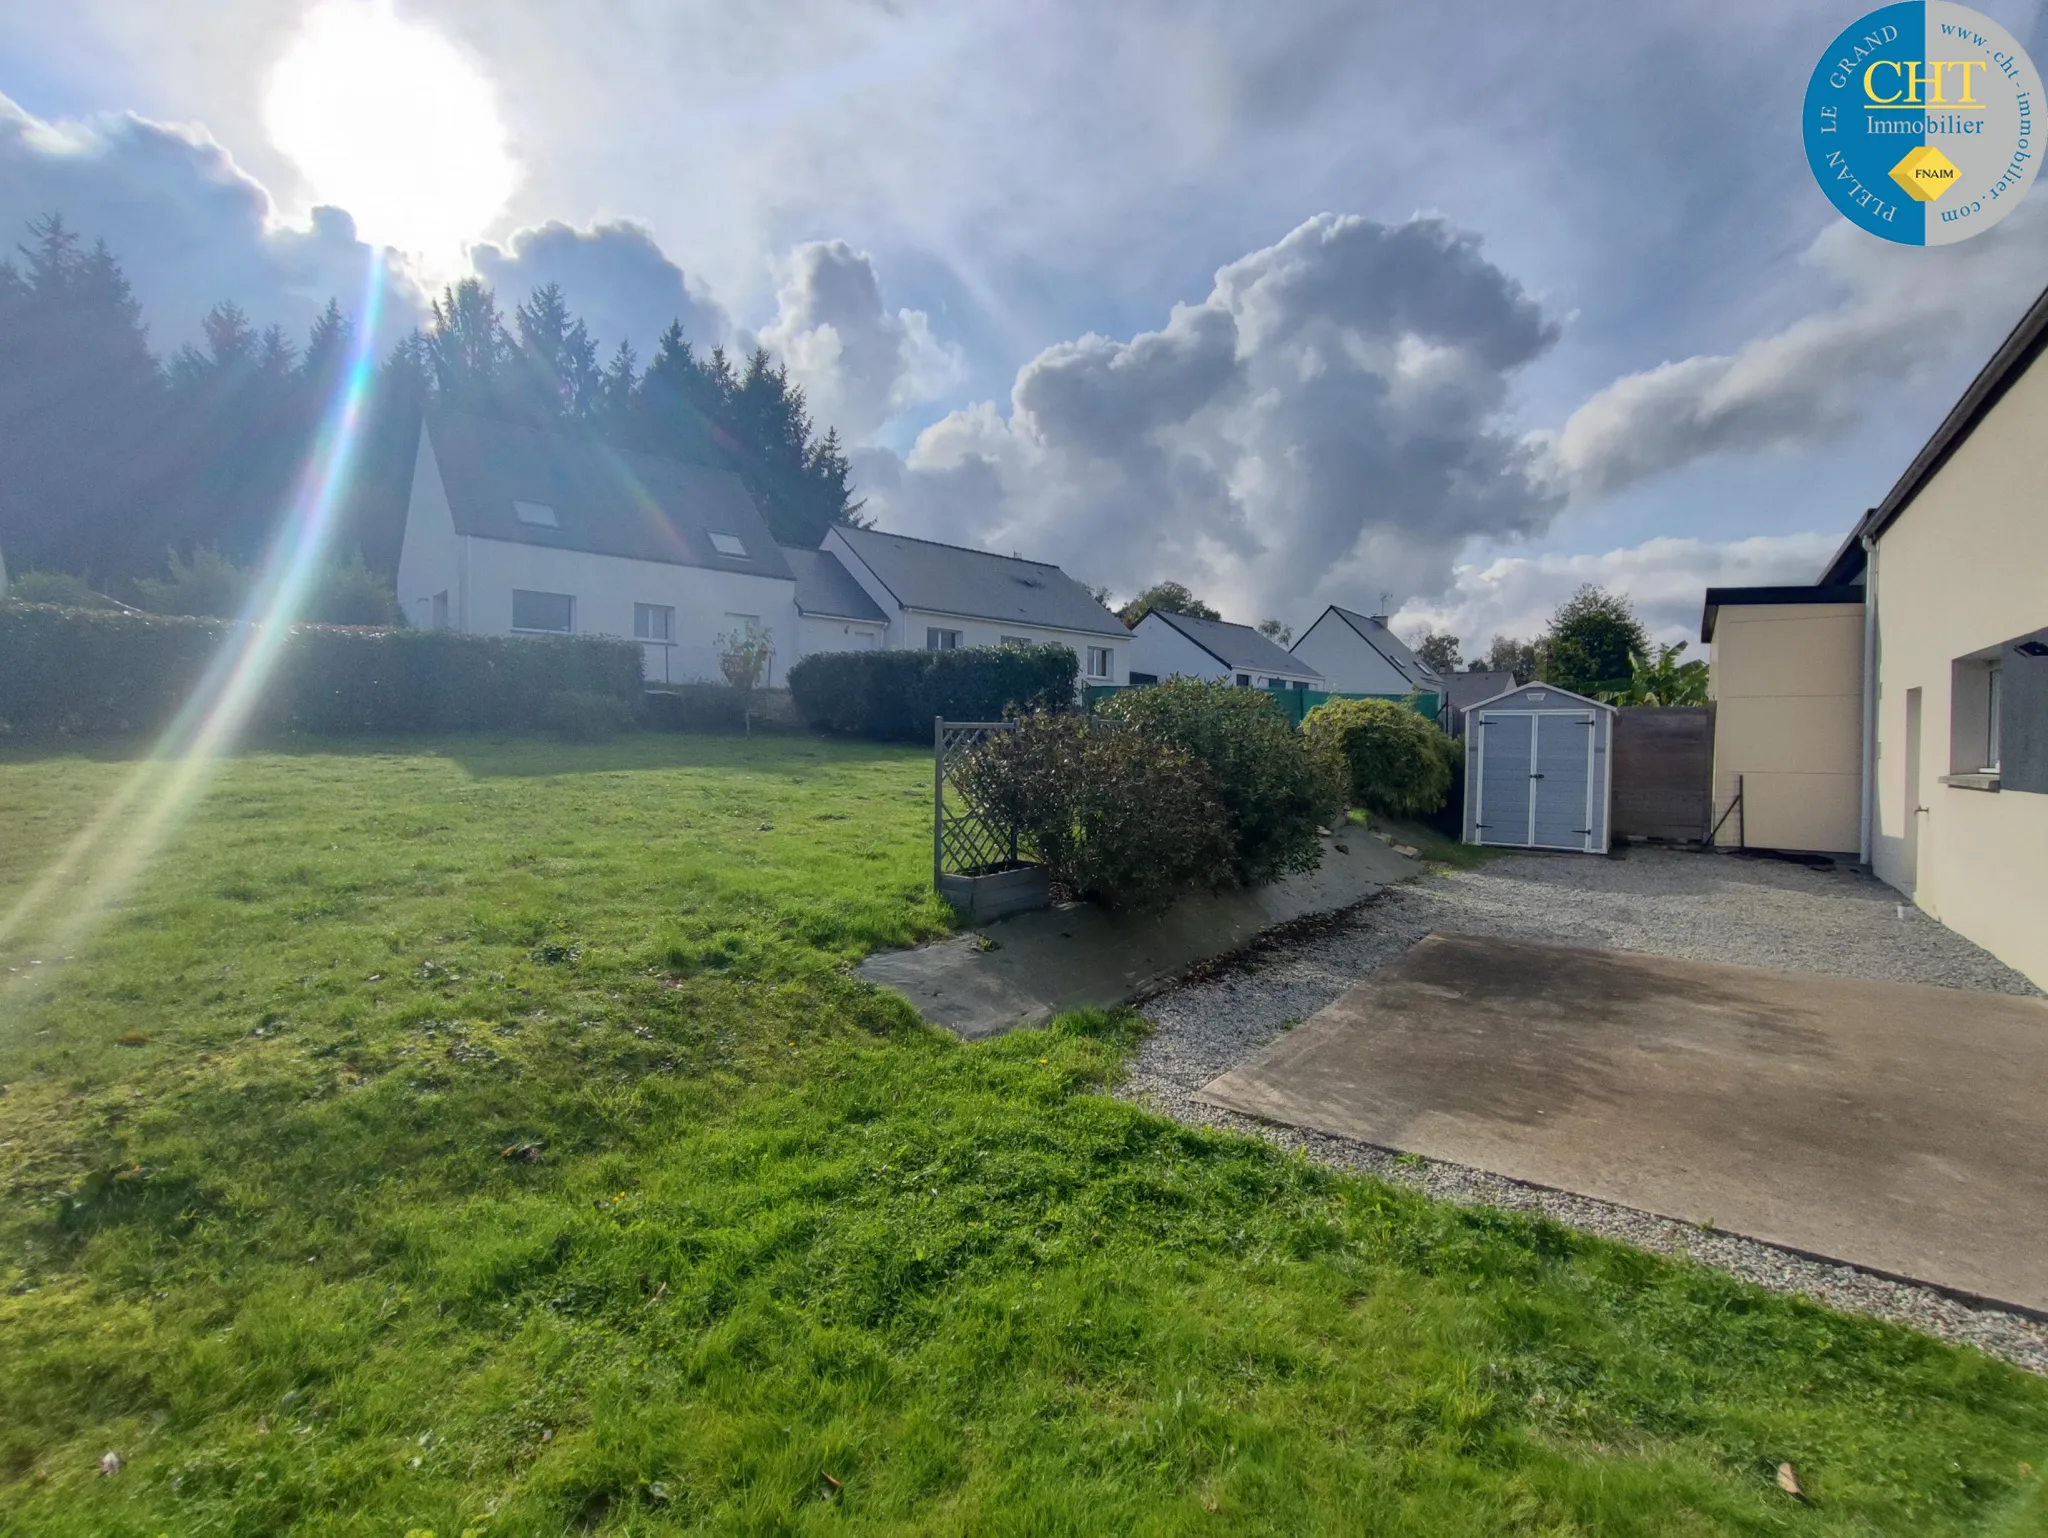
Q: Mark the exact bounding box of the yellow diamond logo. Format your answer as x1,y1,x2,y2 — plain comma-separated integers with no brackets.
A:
1890,144,1960,202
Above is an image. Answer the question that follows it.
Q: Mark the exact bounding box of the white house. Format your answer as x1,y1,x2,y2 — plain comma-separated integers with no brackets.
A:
821,525,1130,684
396,413,1131,689
1290,605,1445,698
1127,609,1323,690
397,412,800,685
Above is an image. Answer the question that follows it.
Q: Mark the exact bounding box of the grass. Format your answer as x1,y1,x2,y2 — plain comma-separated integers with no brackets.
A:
1,732,2045,1536
1347,809,1512,871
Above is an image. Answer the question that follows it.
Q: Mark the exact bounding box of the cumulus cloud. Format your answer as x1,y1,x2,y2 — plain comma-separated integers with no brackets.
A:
1546,207,2048,502
858,213,1560,619
753,240,962,442
1393,531,1844,652
0,92,420,351
470,218,727,360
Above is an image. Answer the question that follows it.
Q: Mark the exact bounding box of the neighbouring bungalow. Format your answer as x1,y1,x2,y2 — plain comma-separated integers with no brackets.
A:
1702,280,2048,988
395,412,1126,688
820,524,1129,684
1126,609,1324,690
1289,604,1446,699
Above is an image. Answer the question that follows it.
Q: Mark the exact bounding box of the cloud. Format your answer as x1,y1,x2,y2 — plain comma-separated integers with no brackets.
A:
857,212,1561,620
1545,208,2048,502
0,92,420,351
470,218,727,361
1393,531,1844,652
753,239,962,442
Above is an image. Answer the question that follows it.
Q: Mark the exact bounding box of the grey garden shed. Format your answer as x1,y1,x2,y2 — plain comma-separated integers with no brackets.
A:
1462,684,1614,853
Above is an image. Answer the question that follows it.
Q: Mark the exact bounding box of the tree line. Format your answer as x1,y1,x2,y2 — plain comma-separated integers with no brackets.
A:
0,215,861,601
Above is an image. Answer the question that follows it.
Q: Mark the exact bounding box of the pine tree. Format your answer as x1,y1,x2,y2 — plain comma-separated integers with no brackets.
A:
511,282,600,423
426,277,511,408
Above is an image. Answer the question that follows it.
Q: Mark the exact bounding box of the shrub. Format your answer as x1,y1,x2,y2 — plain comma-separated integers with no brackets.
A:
304,551,403,627
1302,696,1457,815
954,712,1231,911
787,644,1079,741
0,603,642,737
133,547,251,617
1096,679,1341,887
5,571,117,608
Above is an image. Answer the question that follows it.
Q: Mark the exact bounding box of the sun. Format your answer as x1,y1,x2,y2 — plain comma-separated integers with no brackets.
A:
264,0,520,271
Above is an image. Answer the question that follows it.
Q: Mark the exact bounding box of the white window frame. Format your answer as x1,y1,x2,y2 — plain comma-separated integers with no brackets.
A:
926,627,963,651
511,589,575,634
634,603,675,644
1085,646,1114,681
513,500,559,528
999,635,1032,648
1985,662,2002,772
707,531,749,558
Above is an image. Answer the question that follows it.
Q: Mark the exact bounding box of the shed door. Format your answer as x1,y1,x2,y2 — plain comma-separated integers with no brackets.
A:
1532,714,1597,851
1474,713,1532,846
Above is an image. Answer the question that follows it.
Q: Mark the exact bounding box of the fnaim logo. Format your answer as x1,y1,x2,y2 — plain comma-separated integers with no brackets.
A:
1804,2,2041,243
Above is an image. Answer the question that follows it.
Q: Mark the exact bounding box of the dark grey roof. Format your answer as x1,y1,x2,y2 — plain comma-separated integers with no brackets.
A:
1321,606,1444,690
1147,610,1323,679
426,412,792,580
1699,584,1863,643
831,525,1126,638
783,545,885,622
1441,670,1517,713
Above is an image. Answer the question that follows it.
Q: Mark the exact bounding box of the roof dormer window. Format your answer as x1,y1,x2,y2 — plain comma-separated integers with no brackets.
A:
513,500,559,528
708,531,748,557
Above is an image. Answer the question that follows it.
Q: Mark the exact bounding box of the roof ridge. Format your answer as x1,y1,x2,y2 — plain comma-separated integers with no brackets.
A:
840,523,1065,570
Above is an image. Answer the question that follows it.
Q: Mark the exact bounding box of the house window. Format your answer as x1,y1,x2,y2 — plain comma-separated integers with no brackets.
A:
1949,651,2005,775
634,603,675,643
1235,673,1251,688
511,590,573,633
1085,646,1113,680
513,500,559,528
926,627,963,650
430,590,448,630
723,612,761,640
707,531,749,558
1000,635,1032,648
1129,672,1159,686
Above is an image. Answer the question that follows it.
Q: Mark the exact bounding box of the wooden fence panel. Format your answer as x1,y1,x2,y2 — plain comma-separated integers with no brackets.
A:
1610,706,1713,843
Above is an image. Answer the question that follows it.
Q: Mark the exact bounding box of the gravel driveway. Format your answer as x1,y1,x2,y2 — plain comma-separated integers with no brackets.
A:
1125,845,2048,1373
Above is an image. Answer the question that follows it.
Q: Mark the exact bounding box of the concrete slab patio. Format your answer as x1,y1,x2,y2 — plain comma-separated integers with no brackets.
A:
1197,933,2048,1314
859,831,1416,1039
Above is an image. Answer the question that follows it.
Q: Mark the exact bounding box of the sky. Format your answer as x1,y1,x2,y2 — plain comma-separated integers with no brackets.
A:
2,0,2045,652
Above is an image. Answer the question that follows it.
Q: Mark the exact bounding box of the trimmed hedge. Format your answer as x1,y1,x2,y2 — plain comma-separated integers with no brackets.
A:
0,602,643,738
786,644,1079,741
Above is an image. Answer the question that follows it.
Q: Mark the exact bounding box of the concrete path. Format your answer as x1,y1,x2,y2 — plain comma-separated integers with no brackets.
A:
1197,933,2048,1314
859,832,1416,1039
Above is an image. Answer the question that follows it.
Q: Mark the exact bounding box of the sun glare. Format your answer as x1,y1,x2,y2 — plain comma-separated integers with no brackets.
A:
264,0,519,271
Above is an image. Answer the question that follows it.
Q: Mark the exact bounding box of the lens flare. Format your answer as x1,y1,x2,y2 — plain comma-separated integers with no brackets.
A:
0,263,388,1001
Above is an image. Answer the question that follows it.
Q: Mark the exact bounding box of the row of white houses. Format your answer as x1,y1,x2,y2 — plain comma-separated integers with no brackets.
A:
396,411,1462,698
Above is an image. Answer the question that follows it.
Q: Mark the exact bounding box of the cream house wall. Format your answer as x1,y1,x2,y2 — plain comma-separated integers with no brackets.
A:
1868,353,2048,989
1708,604,1864,854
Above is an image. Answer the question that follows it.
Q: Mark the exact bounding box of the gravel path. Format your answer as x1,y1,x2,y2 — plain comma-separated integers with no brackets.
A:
1124,846,2048,1374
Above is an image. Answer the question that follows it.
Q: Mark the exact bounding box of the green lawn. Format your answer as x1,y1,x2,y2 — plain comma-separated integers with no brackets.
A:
1,733,2044,1536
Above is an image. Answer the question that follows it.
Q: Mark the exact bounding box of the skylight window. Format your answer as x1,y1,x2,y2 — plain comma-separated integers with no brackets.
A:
708,531,748,557
513,500,559,528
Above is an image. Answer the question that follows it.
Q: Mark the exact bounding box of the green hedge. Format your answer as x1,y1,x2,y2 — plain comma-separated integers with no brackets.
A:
1096,678,1343,887
786,644,1079,742
0,602,644,738
1302,695,1457,815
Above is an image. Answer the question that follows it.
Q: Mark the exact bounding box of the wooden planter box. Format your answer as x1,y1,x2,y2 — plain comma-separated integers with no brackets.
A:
937,863,1051,923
